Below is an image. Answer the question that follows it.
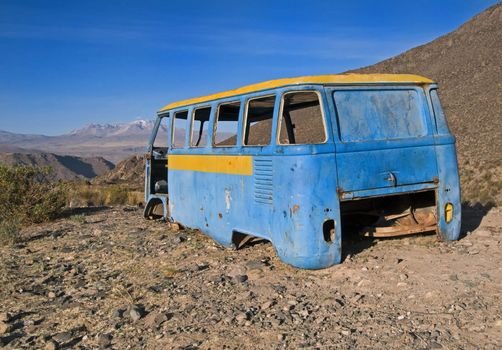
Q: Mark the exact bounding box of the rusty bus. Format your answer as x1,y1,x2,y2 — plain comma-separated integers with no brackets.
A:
143,74,461,269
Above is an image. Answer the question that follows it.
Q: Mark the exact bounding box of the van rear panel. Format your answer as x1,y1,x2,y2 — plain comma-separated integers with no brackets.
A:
330,87,438,193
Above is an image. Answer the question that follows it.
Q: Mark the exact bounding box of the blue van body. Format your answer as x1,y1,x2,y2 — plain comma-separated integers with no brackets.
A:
144,75,461,269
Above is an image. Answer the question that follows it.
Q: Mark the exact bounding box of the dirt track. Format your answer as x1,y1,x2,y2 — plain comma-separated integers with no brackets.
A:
0,205,500,349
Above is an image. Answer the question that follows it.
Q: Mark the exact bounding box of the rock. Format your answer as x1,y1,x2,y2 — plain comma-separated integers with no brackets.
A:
261,300,275,310
235,312,248,323
0,321,13,334
129,305,145,322
277,333,286,341
173,233,187,243
234,275,248,283
287,299,298,306
227,266,246,279
53,331,73,344
357,279,371,287
97,333,112,349
350,294,364,304
170,223,181,232
0,312,11,322
48,291,56,299
196,262,210,271
45,340,59,350
299,309,309,318
144,311,169,329
112,307,125,319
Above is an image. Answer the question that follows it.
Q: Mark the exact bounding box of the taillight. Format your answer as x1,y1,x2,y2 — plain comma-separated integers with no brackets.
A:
445,203,453,223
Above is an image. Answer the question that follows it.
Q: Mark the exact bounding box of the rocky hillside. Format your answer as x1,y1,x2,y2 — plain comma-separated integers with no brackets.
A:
93,154,145,189
0,152,114,181
353,2,502,205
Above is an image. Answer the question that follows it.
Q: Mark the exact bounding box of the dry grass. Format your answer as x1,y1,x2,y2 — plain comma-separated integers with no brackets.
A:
69,183,144,207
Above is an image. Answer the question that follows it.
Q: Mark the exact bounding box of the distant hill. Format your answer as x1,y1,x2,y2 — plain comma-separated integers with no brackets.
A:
0,120,162,163
92,154,145,189
0,152,114,181
352,3,502,205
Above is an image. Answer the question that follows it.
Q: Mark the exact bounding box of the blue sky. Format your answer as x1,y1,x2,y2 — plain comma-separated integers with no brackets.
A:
0,0,498,135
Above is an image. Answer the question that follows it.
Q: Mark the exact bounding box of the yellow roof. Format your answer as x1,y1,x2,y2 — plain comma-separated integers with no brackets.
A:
159,74,433,112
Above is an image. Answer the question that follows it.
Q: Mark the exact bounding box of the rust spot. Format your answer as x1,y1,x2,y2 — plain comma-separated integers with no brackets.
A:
337,187,344,197
218,213,223,219
433,176,439,184
292,204,299,214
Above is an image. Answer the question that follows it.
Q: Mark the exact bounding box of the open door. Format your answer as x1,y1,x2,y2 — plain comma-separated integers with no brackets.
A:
146,115,170,195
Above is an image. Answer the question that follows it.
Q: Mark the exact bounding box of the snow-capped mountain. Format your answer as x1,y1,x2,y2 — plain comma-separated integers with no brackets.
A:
0,119,162,163
68,119,158,138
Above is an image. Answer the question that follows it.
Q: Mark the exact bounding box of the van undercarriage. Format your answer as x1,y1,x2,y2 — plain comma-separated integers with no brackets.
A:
340,190,437,238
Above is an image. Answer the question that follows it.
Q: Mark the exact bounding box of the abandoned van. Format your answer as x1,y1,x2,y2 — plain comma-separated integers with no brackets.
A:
144,74,461,269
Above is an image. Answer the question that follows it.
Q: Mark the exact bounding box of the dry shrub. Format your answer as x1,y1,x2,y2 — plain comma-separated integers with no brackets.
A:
0,165,67,224
0,165,67,245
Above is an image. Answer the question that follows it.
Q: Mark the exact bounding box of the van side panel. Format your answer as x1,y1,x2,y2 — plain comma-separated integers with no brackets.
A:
167,151,341,269
271,153,341,269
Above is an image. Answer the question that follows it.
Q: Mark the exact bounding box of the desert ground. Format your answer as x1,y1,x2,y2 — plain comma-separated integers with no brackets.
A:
0,204,500,349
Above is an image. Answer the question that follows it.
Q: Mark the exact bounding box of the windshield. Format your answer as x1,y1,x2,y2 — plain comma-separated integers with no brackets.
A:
151,116,169,148
333,89,427,142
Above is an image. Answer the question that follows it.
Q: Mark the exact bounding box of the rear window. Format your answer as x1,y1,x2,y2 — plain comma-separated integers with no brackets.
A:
333,89,427,142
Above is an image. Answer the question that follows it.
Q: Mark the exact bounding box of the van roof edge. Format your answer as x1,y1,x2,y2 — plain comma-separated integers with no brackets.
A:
159,74,433,112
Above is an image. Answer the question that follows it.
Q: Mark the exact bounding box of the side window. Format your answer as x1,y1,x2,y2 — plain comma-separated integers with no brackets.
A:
214,101,240,147
278,91,326,145
190,106,211,147
172,110,188,148
153,117,169,148
429,89,450,134
244,95,276,146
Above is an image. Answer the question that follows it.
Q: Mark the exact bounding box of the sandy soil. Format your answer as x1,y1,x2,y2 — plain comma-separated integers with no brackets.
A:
0,205,500,349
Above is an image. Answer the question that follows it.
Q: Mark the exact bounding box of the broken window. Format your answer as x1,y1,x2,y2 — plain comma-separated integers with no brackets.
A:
244,95,276,146
190,106,211,147
278,91,326,145
153,117,169,148
172,110,188,148
214,101,240,147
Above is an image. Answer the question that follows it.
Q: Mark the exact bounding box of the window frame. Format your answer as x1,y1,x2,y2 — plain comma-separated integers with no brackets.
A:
213,100,241,148
276,90,328,146
242,94,276,147
171,109,189,149
189,105,211,148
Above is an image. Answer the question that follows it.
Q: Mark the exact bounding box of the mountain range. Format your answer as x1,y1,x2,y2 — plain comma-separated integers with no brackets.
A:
0,120,162,163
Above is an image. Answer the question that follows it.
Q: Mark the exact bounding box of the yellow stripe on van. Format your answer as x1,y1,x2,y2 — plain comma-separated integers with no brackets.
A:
159,74,434,112
168,155,253,176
